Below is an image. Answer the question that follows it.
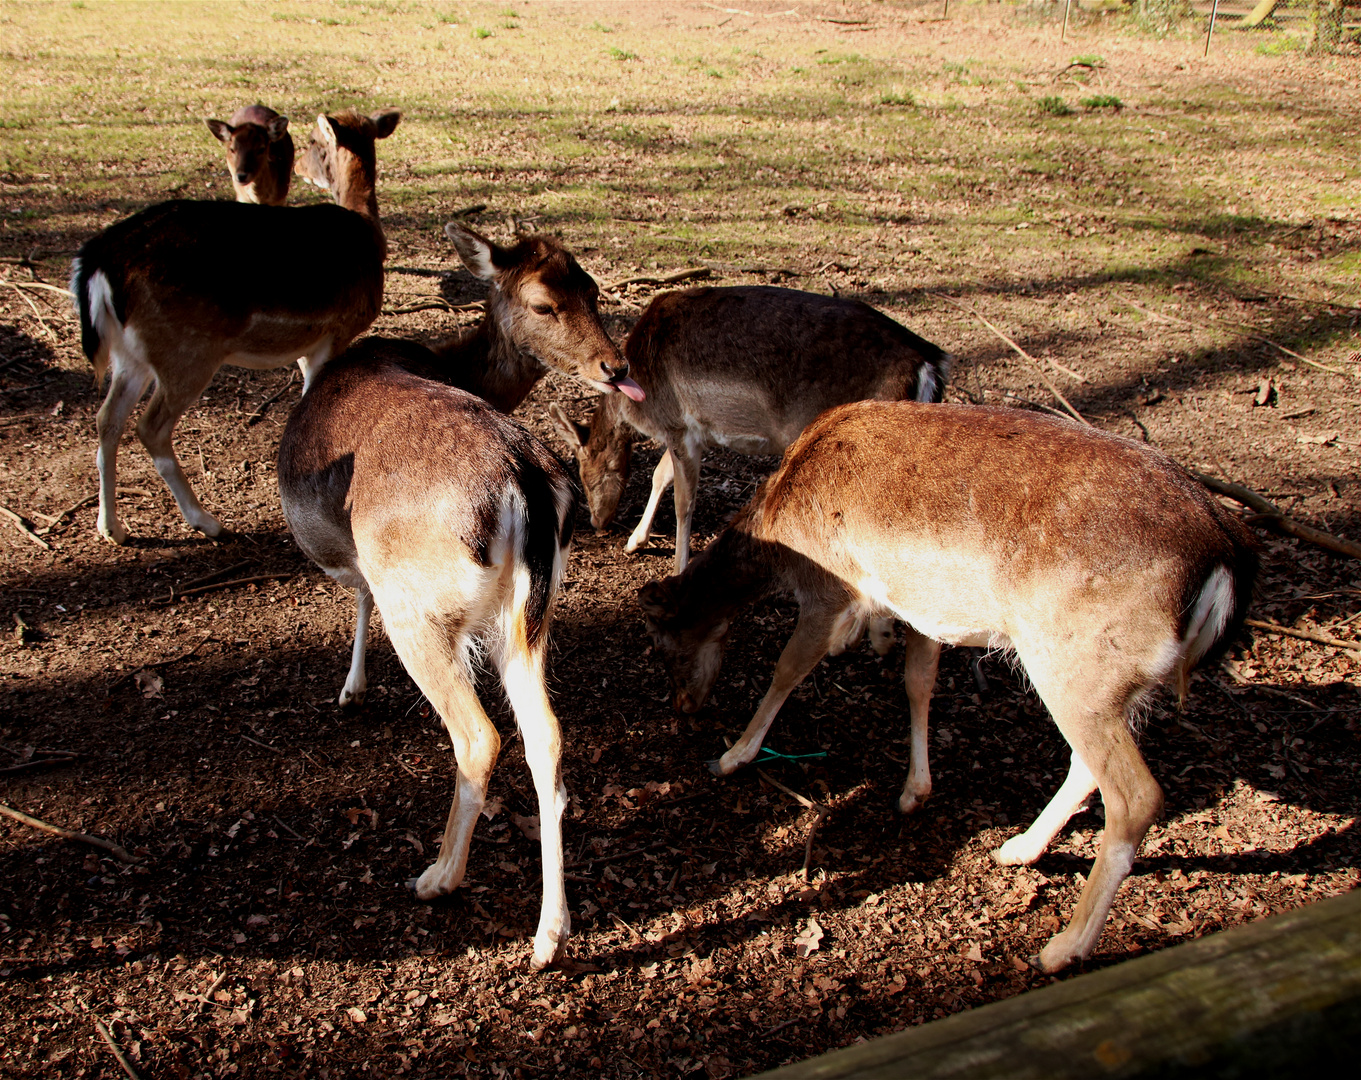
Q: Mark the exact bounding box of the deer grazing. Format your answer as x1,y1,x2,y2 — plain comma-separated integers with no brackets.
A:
550,285,950,573
297,223,637,709
206,105,294,206
70,107,400,544
278,342,579,971
638,400,1257,972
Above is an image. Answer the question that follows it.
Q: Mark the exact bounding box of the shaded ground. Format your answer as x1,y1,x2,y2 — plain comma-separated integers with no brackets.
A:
1,5,1359,1079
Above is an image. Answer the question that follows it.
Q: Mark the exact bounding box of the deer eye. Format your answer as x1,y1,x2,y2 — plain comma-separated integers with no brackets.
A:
531,303,554,316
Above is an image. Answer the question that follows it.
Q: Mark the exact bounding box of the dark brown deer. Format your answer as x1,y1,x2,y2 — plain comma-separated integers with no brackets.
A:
206,105,294,206
70,108,400,544
278,342,577,970
550,285,949,574
638,400,1257,972
295,221,636,707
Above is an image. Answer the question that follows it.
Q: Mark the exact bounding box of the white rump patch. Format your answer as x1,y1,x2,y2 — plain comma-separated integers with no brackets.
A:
1182,565,1235,668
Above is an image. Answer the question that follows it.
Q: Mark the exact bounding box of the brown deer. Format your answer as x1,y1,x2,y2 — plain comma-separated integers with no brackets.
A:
206,105,294,206
278,342,577,970
550,285,950,574
638,400,1257,972
70,107,401,544
296,223,636,707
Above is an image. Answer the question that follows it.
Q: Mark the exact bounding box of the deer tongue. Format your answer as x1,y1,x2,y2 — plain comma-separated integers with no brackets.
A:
610,376,646,402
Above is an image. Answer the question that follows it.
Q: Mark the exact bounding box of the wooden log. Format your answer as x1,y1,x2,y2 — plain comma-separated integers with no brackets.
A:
754,889,1361,1079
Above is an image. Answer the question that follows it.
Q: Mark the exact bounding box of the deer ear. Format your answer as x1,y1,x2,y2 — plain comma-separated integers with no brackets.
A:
316,114,338,148
637,580,678,620
445,221,500,282
206,119,232,144
370,108,402,139
266,115,290,142
548,404,587,452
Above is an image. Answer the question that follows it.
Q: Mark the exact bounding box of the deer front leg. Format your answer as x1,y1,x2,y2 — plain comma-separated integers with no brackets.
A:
898,627,941,814
712,601,843,776
669,437,702,574
625,449,674,554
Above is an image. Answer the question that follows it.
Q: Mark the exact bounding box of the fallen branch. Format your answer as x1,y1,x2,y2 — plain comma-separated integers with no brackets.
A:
30,487,153,528
1194,474,1361,561
0,802,138,864
168,572,294,601
245,369,297,426
600,267,711,293
383,297,455,315
6,280,73,299
0,281,55,338
935,294,1091,426
1244,618,1361,657
0,504,50,549
94,1019,143,1080
107,631,215,691
240,731,284,754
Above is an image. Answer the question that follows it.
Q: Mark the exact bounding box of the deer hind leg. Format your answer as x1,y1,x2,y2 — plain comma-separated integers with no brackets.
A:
1033,694,1163,973
338,580,374,708
497,636,570,970
135,359,223,537
94,352,155,545
993,750,1096,866
714,594,846,776
898,627,941,814
385,618,502,901
669,437,703,574
624,449,674,555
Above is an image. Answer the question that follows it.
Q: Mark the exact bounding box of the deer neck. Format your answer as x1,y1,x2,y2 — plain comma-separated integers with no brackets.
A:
675,518,779,626
431,315,544,414
332,167,385,259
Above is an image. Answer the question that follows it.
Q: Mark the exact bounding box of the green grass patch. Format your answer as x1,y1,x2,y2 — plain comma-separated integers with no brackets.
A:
1081,95,1123,111
609,47,638,61
1037,95,1072,116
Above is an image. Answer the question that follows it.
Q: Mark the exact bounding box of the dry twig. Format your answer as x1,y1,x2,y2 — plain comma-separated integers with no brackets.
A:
0,802,138,863
0,504,50,549
245,369,297,426
756,768,829,881
935,294,1091,426
1244,618,1361,657
1194,474,1361,561
94,1019,143,1080
600,266,710,294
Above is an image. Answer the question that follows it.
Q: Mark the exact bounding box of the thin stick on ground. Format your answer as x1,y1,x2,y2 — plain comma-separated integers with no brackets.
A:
757,768,829,882
0,281,55,338
168,572,295,601
94,1019,143,1080
1244,618,1361,657
0,802,138,864
0,504,51,549
599,266,711,294
107,631,216,691
1195,473,1361,561
245,369,297,426
935,294,1091,426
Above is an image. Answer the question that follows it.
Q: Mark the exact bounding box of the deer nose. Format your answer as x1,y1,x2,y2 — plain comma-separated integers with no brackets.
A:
601,359,629,381
675,690,700,714
236,171,250,183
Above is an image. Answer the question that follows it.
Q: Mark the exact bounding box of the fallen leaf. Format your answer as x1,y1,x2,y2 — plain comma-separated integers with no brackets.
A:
511,813,541,841
964,943,984,963
794,915,824,958
481,797,503,821
135,670,163,699
346,1007,367,1024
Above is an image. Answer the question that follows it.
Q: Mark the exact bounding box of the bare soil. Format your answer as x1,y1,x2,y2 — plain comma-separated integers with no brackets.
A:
2,7,1360,1080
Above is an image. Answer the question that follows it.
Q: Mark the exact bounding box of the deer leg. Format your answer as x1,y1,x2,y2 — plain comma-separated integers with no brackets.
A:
898,627,941,814
338,580,374,708
993,750,1096,866
714,600,843,776
498,640,570,970
1035,703,1163,973
624,449,674,555
94,354,155,545
669,438,702,574
135,361,223,537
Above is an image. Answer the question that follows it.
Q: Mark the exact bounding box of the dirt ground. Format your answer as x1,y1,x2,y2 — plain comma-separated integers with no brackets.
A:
2,6,1360,1080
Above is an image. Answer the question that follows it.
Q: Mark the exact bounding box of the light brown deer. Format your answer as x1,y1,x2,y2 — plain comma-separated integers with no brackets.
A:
278,341,577,970
638,400,1257,972
298,221,636,707
550,285,950,574
70,108,401,544
206,105,295,206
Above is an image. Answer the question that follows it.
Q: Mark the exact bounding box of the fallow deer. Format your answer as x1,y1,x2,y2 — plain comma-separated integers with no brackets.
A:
278,343,577,970
206,105,294,206
70,107,400,544
298,223,637,708
638,400,1257,972
550,285,950,574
